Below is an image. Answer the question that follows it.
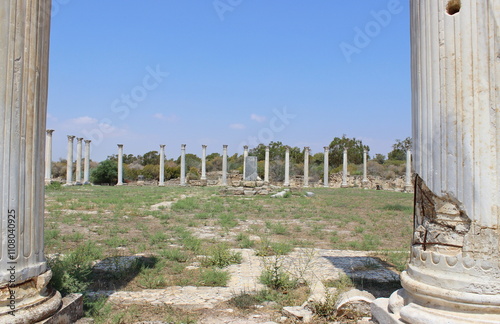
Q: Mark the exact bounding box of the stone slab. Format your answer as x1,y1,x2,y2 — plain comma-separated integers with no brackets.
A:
40,293,83,324
244,156,258,181
370,298,403,324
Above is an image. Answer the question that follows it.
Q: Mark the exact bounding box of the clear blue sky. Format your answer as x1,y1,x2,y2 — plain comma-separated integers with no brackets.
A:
47,0,411,161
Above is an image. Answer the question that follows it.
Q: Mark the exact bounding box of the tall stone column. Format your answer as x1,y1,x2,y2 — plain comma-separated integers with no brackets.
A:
45,130,54,182
341,148,348,188
362,148,369,188
243,145,248,179
84,140,91,184
0,0,62,322
159,145,165,186
75,138,83,184
284,146,290,187
323,146,329,188
222,145,228,186
117,144,124,185
404,149,412,192
303,147,310,187
66,135,75,185
201,145,207,181
180,144,186,186
372,1,500,323
264,146,270,183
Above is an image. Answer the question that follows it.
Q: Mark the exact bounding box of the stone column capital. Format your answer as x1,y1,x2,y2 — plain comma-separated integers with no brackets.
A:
84,140,91,144
67,135,75,141
223,144,228,149
202,144,207,149
117,144,123,148
160,144,165,149
46,129,54,135
181,144,186,149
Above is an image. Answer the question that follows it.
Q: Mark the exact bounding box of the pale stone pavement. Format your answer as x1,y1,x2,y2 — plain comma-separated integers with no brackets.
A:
89,248,399,314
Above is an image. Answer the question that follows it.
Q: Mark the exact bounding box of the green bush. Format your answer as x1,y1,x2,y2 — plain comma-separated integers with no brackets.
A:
199,268,230,286
49,242,103,295
90,159,118,185
201,243,242,268
45,181,63,190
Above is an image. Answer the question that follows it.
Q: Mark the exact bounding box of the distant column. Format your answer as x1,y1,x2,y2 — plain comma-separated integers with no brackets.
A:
117,144,124,185
362,148,369,187
284,146,290,186
84,140,91,184
243,145,248,178
180,144,186,186
222,145,228,186
405,149,412,192
201,145,207,181
159,145,165,186
341,148,348,188
303,147,310,187
264,146,270,183
323,146,329,188
66,135,75,185
45,130,54,182
75,138,83,184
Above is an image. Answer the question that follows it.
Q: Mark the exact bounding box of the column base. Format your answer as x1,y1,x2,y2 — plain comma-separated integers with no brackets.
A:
341,183,349,188
0,270,62,323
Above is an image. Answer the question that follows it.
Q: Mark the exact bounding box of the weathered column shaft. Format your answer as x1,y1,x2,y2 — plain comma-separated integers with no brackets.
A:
117,144,123,185
201,145,207,181
323,146,329,187
159,145,165,186
222,145,228,186
243,145,248,179
405,149,412,190
373,1,500,323
75,138,83,183
284,147,290,186
264,146,270,183
180,144,186,186
341,148,348,187
0,0,62,321
84,140,91,183
66,136,75,184
303,147,310,187
45,130,54,181
362,149,368,183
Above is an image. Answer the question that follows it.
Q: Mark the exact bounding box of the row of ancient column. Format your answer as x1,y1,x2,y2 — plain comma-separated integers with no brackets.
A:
114,144,412,187
47,133,92,185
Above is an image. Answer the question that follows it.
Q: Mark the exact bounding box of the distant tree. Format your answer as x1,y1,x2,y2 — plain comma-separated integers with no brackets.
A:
206,152,221,161
142,151,160,166
311,152,324,166
388,137,412,161
248,141,303,164
374,154,386,164
328,135,369,168
90,159,118,185
108,153,138,164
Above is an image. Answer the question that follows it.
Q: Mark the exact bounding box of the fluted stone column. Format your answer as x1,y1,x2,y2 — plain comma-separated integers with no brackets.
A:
75,138,83,184
264,146,270,183
362,148,369,188
284,146,290,187
180,144,186,186
45,130,54,182
323,146,329,188
201,145,207,181
0,1,62,321
243,145,248,179
404,149,412,192
117,144,124,185
84,140,91,184
303,147,310,187
66,136,75,185
372,1,500,323
222,145,228,186
341,148,348,188
159,145,165,186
